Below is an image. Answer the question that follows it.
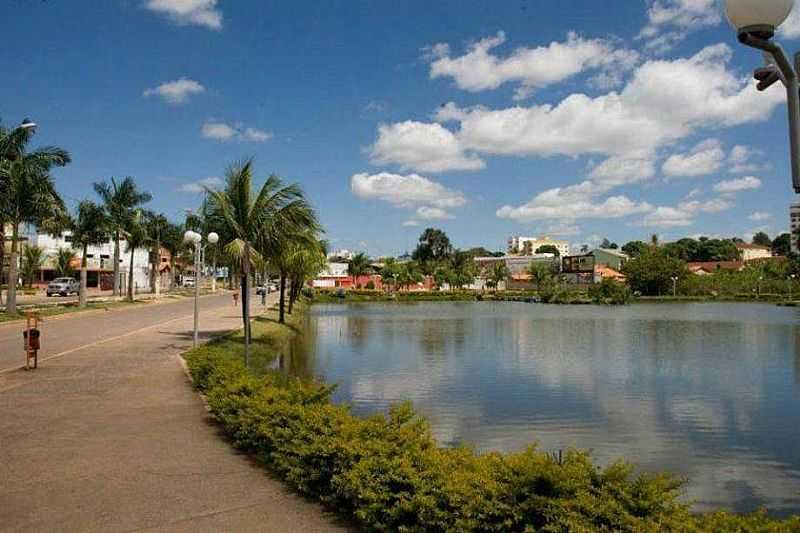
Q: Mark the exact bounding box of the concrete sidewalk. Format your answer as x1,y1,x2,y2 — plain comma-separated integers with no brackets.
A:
0,295,348,532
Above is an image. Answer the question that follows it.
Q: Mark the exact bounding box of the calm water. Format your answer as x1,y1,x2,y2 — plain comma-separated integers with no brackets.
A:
285,302,800,516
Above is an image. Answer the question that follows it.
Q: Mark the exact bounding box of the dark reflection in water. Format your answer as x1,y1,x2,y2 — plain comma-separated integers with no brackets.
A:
288,302,800,516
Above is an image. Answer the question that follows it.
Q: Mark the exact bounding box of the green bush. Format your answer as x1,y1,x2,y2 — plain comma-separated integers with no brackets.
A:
588,279,632,305
184,343,800,531
365,280,375,290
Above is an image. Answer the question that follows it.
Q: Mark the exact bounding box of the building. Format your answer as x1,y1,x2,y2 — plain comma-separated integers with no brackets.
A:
507,236,570,257
590,248,629,271
687,261,745,275
475,254,558,278
19,229,155,291
735,242,772,262
791,201,800,253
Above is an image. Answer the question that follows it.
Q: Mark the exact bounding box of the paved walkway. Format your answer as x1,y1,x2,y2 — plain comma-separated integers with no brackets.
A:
0,293,348,532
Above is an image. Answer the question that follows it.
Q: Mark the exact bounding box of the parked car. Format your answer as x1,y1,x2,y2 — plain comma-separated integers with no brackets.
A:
46,277,80,297
182,277,195,288
256,282,278,295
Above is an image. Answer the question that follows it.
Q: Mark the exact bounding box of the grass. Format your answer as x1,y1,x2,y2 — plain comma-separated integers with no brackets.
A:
0,299,149,323
185,299,307,373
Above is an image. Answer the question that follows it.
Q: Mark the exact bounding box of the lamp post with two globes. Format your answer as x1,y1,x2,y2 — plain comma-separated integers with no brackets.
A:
725,0,800,192
183,230,219,346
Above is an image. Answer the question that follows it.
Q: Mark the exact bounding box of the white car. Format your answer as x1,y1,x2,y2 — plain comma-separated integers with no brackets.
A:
182,277,195,287
46,277,80,297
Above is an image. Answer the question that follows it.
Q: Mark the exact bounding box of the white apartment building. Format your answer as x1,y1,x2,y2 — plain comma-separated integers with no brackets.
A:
735,243,772,262
21,228,153,291
507,236,570,257
791,201,800,253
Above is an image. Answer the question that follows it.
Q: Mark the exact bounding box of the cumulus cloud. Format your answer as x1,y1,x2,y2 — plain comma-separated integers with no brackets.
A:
728,145,765,174
423,45,783,163
427,31,638,99
638,0,721,53
176,176,222,193
369,121,484,173
749,211,772,221
588,154,656,186
496,180,652,222
143,0,222,30
401,220,420,227
351,172,467,210
143,77,205,104
415,206,455,220
713,176,762,193
641,197,733,227
662,138,725,177
201,121,272,143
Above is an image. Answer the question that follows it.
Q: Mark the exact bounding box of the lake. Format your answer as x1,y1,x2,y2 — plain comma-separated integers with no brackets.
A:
285,301,800,516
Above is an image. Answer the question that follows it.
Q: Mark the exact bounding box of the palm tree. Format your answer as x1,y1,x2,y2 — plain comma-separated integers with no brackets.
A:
347,252,370,288
143,211,168,296
160,222,185,290
283,235,326,314
21,246,45,287
93,177,151,298
54,248,76,278
205,159,317,366
71,200,109,307
124,211,149,302
0,120,70,315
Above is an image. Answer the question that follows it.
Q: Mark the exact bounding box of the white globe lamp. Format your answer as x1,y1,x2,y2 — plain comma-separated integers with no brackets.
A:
725,0,795,39
208,232,219,244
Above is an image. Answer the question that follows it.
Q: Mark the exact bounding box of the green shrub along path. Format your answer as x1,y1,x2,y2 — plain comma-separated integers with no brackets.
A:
184,297,800,532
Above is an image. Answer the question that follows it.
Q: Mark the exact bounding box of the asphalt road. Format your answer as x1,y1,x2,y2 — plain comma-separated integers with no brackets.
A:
0,292,237,373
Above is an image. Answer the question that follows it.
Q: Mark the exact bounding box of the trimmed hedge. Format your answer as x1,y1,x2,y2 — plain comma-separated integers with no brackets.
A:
185,342,800,532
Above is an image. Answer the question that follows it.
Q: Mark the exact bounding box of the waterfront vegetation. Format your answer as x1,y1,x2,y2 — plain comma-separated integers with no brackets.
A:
184,301,800,531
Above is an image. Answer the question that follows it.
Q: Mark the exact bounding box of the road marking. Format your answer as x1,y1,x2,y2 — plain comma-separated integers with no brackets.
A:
0,313,194,374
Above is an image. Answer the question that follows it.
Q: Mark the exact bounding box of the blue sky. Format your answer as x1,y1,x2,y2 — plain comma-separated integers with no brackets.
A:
4,0,800,256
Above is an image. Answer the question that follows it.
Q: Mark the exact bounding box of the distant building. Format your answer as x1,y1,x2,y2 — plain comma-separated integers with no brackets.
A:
507,236,570,257
735,243,772,262
590,248,629,271
687,261,745,275
327,249,355,261
791,201,800,253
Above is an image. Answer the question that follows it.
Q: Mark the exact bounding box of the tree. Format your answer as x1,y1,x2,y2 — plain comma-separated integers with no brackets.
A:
622,248,687,296
124,211,149,302
93,177,152,298
752,231,772,248
71,200,109,307
284,236,326,313
528,262,555,290
206,159,317,365
380,258,400,291
622,241,648,258
21,246,45,287
489,262,509,292
773,233,792,256
412,228,452,268
144,211,169,296
0,121,70,315
535,244,560,257
54,248,76,278
347,252,370,288
396,261,424,290
600,238,618,250
160,222,185,290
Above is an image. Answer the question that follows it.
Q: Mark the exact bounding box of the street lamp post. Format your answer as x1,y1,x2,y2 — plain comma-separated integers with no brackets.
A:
725,0,800,192
790,273,797,301
671,276,679,298
758,275,764,299
184,230,219,347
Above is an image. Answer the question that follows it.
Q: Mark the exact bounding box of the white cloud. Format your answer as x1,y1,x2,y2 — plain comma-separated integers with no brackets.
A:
401,220,420,227
426,45,783,161
428,31,638,98
588,154,656,186
201,121,272,143
415,206,454,220
369,121,484,173
496,180,652,222
749,211,772,221
351,172,467,210
728,145,765,174
641,196,734,227
662,138,725,177
176,176,222,193
143,77,205,104
713,176,762,193
542,222,581,237
143,0,222,30
639,0,721,53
